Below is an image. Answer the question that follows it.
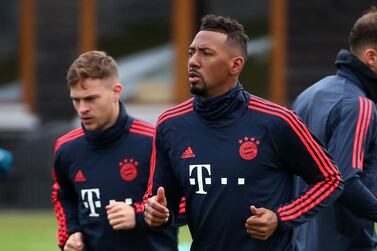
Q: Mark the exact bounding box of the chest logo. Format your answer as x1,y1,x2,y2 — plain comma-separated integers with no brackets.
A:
189,164,211,194
81,188,101,217
74,170,86,182
189,164,246,195
181,146,196,159
119,159,138,181
239,137,260,160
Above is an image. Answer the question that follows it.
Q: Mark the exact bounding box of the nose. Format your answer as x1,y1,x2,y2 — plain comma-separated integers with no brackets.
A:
78,102,90,115
188,52,200,69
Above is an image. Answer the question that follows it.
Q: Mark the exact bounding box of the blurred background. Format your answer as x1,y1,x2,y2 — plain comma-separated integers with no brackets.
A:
0,0,376,250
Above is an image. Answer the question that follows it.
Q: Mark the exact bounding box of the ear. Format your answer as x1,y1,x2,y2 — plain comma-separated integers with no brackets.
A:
229,56,245,76
362,48,377,70
113,83,123,101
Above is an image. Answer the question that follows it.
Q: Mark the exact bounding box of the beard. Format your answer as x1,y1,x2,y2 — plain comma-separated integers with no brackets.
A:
190,83,207,97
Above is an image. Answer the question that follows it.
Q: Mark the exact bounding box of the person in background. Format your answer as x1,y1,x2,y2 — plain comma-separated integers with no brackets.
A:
0,148,12,178
292,6,377,251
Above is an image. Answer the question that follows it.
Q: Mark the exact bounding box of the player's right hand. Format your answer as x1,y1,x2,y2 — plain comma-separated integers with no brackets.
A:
144,187,170,227
245,206,278,240
64,232,84,251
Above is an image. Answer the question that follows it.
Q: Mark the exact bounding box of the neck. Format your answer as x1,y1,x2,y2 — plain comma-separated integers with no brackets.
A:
336,49,377,102
102,102,120,131
194,81,247,127
200,79,238,100
84,102,129,147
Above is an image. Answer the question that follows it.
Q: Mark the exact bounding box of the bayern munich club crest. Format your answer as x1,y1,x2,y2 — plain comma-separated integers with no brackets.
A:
119,159,138,181
238,137,260,160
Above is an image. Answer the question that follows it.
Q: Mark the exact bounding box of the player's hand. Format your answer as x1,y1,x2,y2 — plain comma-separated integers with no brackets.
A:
106,202,136,230
144,187,169,227
245,205,278,240
64,232,84,251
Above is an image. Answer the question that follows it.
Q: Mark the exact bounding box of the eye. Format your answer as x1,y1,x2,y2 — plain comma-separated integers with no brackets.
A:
72,98,79,104
85,96,96,102
188,49,194,57
203,50,211,56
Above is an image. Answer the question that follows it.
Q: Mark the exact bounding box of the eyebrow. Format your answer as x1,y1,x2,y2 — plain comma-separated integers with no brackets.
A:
189,46,213,51
70,94,98,99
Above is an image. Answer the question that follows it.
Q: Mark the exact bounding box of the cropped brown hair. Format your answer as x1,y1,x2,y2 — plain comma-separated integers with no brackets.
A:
200,14,249,59
67,51,119,87
349,6,377,55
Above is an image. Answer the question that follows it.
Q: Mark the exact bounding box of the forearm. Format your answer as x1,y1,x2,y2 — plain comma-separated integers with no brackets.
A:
337,177,377,221
276,173,343,230
52,182,81,247
133,202,150,230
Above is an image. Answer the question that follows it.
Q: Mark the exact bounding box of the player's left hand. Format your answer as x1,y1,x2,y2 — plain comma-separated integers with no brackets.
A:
106,202,136,230
245,205,278,240
144,187,169,227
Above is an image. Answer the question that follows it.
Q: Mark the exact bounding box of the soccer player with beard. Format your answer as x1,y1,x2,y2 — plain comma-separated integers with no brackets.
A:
144,15,343,251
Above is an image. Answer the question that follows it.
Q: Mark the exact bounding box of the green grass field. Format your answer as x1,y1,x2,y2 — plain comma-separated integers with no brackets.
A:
4,211,374,251
0,210,191,251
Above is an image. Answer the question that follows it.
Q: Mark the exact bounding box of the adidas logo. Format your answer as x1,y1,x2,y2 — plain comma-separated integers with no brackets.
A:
181,147,196,159
74,170,86,182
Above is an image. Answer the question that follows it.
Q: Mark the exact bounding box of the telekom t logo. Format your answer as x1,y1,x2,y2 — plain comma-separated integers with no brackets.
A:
189,164,246,194
189,164,211,194
81,188,101,217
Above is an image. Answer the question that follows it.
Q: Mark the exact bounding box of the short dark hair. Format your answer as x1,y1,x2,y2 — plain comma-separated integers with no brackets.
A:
200,14,249,59
349,6,377,55
67,50,119,87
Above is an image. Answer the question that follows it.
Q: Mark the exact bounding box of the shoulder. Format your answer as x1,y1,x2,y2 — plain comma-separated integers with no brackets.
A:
340,95,375,115
296,75,344,101
54,128,84,155
156,98,195,128
129,118,155,138
248,95,296,123
341,97,377,134
248,95,311,136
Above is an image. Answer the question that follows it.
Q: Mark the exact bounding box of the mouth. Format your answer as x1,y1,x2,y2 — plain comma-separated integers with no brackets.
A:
188,70,202,83
81,117,93,125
